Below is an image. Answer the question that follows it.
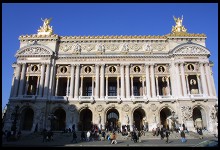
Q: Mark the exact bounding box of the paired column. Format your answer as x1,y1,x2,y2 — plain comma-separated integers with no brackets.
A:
120,64,125,99
95,64,100,99
142,76,145,96
150,64,156,97
18,63,27,96
196,74,202,94
180,63,187,96
43,63,51,98
36,76,40,96
25,76,29,95
204,63,213,96
100,64,105,99
199,63,208,96
105,76,108,97
117,76,120,99
66,77,70,96
174,63,182,97
69,64,75,98
80,76,84,96
74,64,80,99
145,64,151,98
155,76,159,96
166,76,170,95
185,75,190,94
55,76,59,96
13,64,22,97
92,76,95,97
131,76,134,97
39,63,46,97
125,64,130,99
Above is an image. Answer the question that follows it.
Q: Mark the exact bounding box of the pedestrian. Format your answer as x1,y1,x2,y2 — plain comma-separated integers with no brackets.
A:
86,130,90,142
180,130,186,143
111,132,117,144
198,128,203,139
81,131,86,141
138,130,141,143
165,129,170,144
71,131,77,143
152,128,156,136
160,128,164,140
17,130,21,140
101,130,106,141
42,129,47,142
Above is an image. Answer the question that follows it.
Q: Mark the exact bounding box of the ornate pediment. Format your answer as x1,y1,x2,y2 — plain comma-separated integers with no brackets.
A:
16,45,54,57
172,43,210,56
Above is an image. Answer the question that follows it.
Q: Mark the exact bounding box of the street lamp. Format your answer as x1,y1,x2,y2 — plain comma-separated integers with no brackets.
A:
11,105,20,136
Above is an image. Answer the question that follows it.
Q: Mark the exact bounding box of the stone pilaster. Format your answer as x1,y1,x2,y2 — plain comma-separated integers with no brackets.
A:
69,64,75,98
18,63,27,96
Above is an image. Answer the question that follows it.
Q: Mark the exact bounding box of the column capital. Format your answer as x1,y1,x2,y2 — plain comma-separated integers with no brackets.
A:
130,75,133,78
56,76,59,79
71,64,75,67
155,75,158,78
185,74,188,77
196,74,200,77
125,63,130,66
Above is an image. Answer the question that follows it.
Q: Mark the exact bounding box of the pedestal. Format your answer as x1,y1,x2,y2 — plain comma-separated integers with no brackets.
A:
185,120,195,132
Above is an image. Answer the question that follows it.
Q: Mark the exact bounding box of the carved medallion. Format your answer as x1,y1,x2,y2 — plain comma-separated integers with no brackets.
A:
68,105,76,112
122,104,130,112
96,105,103,112
150,104,158,112
181,106,192,121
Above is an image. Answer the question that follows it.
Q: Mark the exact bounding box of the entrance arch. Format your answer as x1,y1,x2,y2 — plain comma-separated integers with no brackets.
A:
79,108,92,131
160,107,172,129
193,106,207,129
20,107,34,131
106,108,119,131
54,108,66,131
133,108,146,131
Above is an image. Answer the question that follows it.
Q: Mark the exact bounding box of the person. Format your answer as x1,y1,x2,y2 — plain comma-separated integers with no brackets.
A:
138,130,141,143
42,129,47,142
101,130,106,141
160,128,164,140
86,130,90,142
71,131,77,143
165,129,170,144
152,128,156,136
17,130,21,140
180,130,186,143
198,128,203,139
98,114,101,124
81,131,86,141
111,132,117,144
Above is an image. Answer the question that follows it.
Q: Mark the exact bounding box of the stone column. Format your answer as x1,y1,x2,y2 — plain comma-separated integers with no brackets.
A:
100,64,105,99
69,64,75,98
18,63,27,96
166,76,170,95
10,73,15,97
39,63,46,97
55,76,59,96
66,77,70,96
117,76,119,99
185,75,190,94
43,63,51,98
204,63,213,96
175,63,182,97
13,63,22,97
155,76,159,96
80,76,84,97
150,64,156,97
95,64,100,99
209,68,217,96
142,76,145,96
36,76,40,96
74,64,80,99
120,64,125,99
145,64,151,98
131,76,134,97
106,76,108,98
196,74,202,94
92,76,94,97
180,63,187,96
25,76,29,95
125,64,130,99
199,63,208,96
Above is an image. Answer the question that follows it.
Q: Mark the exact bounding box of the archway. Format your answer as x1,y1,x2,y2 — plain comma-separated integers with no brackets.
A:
160,107,172,129
79,108,92,131
54,108,66,131
133,108,146,131
106,108,119,131
193,106,207,129
20,107,34,131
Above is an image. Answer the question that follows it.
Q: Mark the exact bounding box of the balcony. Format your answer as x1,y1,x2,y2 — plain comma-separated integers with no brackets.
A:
158,95,175,103
79,96,94,103
105,96,121,103
52,96,68,102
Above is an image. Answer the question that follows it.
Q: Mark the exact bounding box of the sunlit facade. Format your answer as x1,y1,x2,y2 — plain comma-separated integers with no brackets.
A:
3,17,218,134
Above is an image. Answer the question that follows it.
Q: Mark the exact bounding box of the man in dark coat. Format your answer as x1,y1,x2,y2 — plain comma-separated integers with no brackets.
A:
165,129,170,143
71,131,77,143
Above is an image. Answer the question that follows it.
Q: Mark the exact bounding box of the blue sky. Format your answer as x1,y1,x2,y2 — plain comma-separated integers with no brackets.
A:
2,3,218,111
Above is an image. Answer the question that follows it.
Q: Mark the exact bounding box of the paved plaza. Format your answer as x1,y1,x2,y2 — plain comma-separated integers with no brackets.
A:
2,131,218,147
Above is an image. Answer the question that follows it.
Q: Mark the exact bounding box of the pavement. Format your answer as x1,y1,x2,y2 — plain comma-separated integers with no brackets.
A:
1,131,218,147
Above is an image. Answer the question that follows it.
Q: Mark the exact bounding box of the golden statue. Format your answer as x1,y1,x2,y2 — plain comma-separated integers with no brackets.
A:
171,15,187,33
37,18,53,35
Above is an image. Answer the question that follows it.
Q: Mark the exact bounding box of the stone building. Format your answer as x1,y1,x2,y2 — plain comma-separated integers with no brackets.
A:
3,17,218,134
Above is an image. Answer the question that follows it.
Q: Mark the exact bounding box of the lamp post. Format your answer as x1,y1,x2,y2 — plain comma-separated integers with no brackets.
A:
11,105,20,136
48,113,56,131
